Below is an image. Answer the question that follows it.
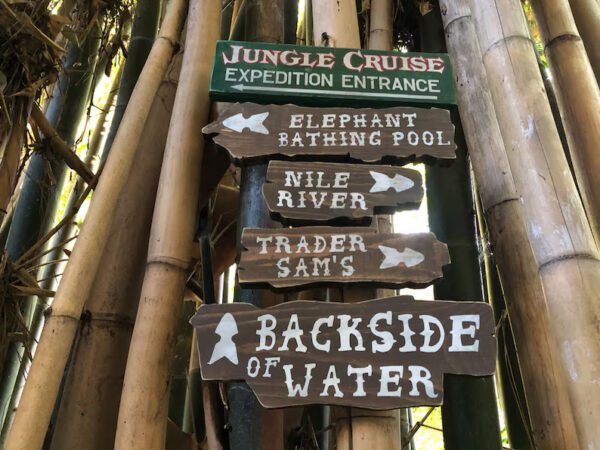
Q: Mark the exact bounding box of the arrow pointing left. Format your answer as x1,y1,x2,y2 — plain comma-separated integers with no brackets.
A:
222,112,270,134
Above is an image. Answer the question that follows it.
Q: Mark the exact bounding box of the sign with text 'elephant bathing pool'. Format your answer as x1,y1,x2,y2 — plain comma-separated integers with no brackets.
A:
190,297,496,409
209,41,456,106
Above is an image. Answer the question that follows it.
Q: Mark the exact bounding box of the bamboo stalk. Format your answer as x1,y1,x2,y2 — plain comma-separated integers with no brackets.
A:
568,0,600,82
529,0,600,244
100,0,162,162
445,0,593,447
304,0,312,46
368,0,392,51
113,0,220,448
468,0,600,446
0,27,104,438
3,2,187,449
419,5,502,448
49,53,182,450
311,0,359,47
312,1,401,448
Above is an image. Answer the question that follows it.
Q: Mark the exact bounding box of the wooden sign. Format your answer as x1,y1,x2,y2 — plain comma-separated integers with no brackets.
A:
238,227,450,288
202,103,456,162
263,161,424,221
190,296,496,409
209,40,456,106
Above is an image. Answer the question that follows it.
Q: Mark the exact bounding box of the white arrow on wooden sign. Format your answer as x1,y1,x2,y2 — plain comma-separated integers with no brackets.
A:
222,112,270,134
369,171,415,193
378,245,425,269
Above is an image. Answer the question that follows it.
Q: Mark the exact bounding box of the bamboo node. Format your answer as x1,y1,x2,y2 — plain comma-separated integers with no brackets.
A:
544,33,582,51
483,34,534,59
538,252,599,271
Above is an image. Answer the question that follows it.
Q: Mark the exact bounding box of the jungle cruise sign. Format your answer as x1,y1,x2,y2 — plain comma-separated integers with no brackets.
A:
190,297,496,409
209,41,456,106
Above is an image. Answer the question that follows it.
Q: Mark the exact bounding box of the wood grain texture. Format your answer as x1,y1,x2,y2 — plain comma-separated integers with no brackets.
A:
238,227,449,288
190,297,497,409
203,102,456,162
263,161,423,222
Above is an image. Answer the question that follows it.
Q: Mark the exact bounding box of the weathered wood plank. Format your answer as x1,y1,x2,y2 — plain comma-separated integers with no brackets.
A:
190,296,496,409
238,227,450,288
202,103,456,162
263,161,423,222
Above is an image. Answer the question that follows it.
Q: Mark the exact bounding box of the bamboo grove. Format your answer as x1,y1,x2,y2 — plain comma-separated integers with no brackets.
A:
0,0,598,449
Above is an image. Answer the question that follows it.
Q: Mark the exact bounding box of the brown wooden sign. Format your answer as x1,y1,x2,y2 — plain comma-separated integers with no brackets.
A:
238,227,449,288
190,296,497,409
263,161,423,221
202,103,456,162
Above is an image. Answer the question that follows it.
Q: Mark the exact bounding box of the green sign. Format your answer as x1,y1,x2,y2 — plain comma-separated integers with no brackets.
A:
209,40,456,107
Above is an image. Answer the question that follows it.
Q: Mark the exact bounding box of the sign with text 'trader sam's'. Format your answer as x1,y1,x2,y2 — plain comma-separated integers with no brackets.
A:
210,41,456,106
263,161,423,221
190,297,496,409
202,103,456,162
238,227,450,288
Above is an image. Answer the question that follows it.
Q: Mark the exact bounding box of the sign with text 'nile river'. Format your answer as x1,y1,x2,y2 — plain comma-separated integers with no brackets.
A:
191,297,496,409
210,41,456,106
202,103,456,162
263,161,423,221
238,227,450,288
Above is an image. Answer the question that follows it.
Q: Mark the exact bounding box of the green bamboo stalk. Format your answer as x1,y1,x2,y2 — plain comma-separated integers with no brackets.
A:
0,23,103,439
419,3,502,449
100,0,162,162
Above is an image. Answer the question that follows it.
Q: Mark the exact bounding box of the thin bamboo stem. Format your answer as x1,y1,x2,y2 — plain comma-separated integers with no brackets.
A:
3,2,187,448
30,104,95,185
114,0,221,447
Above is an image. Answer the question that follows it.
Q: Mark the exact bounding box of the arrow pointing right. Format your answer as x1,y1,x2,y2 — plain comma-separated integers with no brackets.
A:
369,171,415,193
378,245,425,269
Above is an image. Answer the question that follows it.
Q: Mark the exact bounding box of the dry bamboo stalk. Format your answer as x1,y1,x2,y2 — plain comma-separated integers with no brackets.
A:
467,0,600,447
3,1,187,449
30,104,95,185
440,4,580,447
49,53,182,450
0,99,27,223
568,0,600,82
114,0,221,448
310,1,401,447
368,0,392,51
311,0,359,47
529,0,600,244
